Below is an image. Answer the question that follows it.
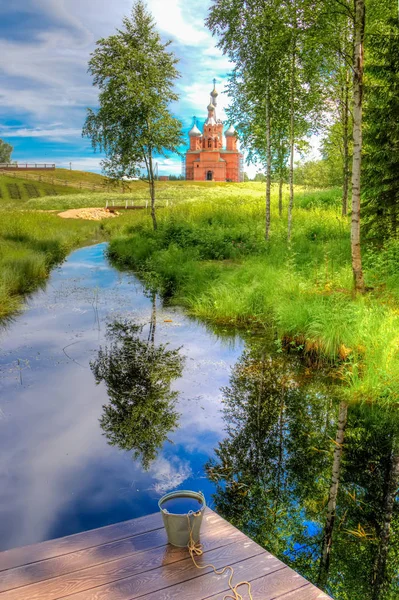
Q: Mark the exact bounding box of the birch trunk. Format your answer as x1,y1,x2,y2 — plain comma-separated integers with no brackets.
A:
279,177,283,217
148,292,157,344
351,0,365,292
148,153,158,231
342,69,350,217
265,78,271,241
318,401,348,588
287,13,296,242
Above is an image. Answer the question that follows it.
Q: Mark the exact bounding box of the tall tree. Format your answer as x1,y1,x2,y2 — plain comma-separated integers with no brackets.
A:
0,139,13,164
350,0,366,292
207,0,325,241
83,0,183,230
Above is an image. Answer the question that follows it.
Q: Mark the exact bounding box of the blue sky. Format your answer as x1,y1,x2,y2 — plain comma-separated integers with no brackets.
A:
0,0,238,176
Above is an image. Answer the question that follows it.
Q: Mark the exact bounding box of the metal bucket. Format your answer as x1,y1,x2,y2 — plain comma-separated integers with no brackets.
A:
158,490,206,547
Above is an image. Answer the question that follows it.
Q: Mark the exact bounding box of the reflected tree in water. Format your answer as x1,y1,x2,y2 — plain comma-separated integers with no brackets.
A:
206,342,399,599
91,319,184,469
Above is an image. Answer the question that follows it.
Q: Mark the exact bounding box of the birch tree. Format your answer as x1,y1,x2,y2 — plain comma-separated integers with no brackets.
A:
350,0,366,292
83,0,183,231
207,0,290,241
318,400,348,588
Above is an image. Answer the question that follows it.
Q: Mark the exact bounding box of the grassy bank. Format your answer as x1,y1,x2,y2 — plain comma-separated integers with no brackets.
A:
0,206,134,320
108,183,399,405
0,212,102,318
0,173,78,207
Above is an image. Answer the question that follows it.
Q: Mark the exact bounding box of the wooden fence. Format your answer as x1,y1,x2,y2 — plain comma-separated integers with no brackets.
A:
0,163,56,171
0,169,115,192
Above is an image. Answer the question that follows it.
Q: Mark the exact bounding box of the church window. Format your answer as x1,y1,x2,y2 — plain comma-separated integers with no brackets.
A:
208,139,212,148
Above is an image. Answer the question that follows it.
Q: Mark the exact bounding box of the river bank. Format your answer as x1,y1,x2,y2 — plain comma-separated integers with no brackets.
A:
108,186,399,406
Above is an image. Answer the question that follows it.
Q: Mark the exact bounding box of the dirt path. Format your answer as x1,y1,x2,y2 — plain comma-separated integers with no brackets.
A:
58,207,119,220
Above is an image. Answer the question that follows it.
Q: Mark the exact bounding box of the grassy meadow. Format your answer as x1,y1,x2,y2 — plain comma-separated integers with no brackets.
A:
0,173,78,207
2,177,399,406
106,183,399,406
0,172,138,318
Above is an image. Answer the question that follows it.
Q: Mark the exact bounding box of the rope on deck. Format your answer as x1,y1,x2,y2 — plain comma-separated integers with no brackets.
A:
187,511,253,600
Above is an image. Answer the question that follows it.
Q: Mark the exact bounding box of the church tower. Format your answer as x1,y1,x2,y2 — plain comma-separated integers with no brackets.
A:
185,81,242,182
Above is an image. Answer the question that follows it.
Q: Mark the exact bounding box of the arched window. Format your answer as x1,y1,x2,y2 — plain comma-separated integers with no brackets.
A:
208,139,212,148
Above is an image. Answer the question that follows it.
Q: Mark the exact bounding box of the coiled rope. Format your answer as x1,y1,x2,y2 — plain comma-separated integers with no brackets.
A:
186,511,253,600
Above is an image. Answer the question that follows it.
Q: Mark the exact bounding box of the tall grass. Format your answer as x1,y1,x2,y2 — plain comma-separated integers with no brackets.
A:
108,185,399,405
0,212,101,319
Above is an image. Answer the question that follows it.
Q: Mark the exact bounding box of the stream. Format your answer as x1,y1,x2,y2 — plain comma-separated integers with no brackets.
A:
0,243,398,599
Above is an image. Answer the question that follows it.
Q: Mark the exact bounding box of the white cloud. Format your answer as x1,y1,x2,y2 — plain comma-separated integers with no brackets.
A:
0,126,82,139
148,0,209,45
149,455,192,494
0,0,237,171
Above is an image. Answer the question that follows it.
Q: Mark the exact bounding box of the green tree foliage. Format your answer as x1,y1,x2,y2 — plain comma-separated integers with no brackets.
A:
321,121,352,190
207,0,329,241
0,138,13,163
83,0,183,230
294,158,342,188
363,18,399,239
90,319,184,470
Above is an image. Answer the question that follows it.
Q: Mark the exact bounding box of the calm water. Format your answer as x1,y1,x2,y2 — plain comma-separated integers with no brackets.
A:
160,496,204,515
0,243,398,600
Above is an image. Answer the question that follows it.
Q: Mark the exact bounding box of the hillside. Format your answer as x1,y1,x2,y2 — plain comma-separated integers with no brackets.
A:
0,173,79,205
53,168,110,186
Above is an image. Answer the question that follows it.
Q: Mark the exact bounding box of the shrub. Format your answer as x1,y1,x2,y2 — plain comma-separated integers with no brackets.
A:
7,183,21,200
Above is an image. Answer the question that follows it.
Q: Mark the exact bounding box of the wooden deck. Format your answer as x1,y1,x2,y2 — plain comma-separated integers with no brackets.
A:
0,509,332,600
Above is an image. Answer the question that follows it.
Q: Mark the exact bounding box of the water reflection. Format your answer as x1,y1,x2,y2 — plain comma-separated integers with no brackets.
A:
91,318,184,470
0,243,242,550
206,343,399,599
1,243,398,600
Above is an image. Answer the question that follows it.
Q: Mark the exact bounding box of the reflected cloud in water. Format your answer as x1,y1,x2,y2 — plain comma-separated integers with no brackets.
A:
0,243,243,550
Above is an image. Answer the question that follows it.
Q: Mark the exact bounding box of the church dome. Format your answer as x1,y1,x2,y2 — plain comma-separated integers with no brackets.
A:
225,125,236,137
188,124,202,137
207,102,215,112
211,87,218,98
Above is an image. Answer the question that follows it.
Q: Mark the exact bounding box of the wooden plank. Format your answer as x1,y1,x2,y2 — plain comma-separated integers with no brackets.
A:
0,511,227,589
205,565,329,600
205,567,301,600
53,538,267,600
278,583,331,599
137,552,284,600
0,513,163,572
0,520,242,600
0,529,167,595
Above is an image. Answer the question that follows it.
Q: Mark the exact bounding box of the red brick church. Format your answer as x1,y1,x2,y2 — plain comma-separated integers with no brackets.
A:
185,81,243,182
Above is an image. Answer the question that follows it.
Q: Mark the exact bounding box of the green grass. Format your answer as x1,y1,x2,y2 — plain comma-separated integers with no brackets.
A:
0,212,101,318
52,168,111,185
3,178,398,406
0,174,78,206
107,183,399,406
0,202,135,320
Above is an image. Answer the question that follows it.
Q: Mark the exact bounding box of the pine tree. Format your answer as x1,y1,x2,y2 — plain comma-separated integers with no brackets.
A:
363,18,399,239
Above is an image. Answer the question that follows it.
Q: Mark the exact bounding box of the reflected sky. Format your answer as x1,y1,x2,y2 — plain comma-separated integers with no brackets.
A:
0,243,244,551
